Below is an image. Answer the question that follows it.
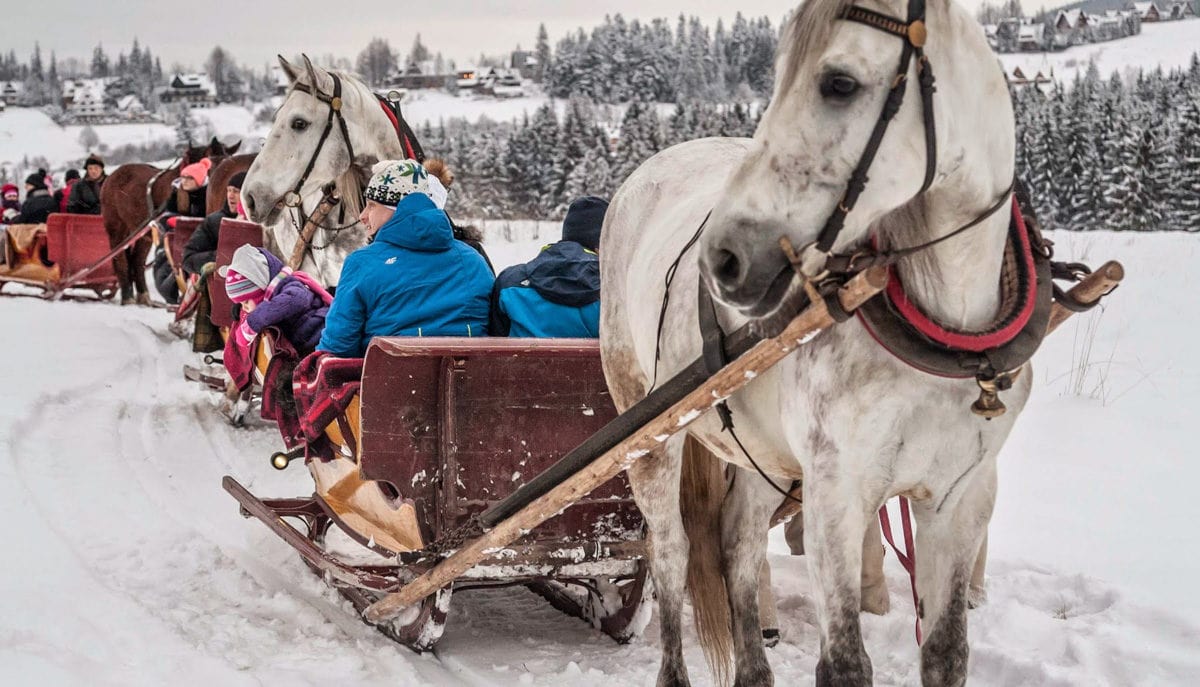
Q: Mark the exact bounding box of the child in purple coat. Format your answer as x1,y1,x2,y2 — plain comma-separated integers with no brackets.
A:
220,245,332,388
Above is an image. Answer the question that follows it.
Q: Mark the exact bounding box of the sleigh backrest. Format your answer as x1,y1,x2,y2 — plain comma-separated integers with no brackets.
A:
45,213,119,286
208,219,263,328
359,337,642,546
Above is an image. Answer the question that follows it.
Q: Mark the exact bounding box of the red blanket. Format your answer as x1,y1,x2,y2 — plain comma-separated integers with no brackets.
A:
289,351,364,459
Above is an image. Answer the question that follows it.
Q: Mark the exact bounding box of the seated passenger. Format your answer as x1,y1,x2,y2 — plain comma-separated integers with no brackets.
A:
1,183,19,221
183,171,244,277
489,196,608,338
317,159,493,358
66,154,106,215
11,170,57,225
221,245,332,386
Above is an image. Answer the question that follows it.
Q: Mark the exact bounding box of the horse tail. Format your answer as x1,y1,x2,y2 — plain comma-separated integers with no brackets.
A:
680,434,734,685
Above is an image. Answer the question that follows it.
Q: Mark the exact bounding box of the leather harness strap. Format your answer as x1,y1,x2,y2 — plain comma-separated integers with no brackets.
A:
816,0,937,255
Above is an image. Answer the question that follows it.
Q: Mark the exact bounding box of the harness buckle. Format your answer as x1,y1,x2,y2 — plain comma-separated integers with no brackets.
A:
907,20,927,48
330,96,343,111
284,191,302,208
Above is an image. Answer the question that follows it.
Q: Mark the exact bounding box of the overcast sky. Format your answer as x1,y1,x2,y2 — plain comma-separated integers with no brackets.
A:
9,0,1035,71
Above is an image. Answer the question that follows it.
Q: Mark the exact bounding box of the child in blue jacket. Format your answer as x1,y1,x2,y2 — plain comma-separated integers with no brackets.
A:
318,159,493,358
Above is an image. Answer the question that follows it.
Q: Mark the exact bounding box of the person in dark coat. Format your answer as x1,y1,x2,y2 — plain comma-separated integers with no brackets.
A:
11,170,58,224
66,154,106,215
318,159,493,358
489,196,608,338
55,169,80,213
182,171,243,276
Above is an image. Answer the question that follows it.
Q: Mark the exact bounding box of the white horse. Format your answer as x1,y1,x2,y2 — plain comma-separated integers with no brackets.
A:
600,0,1023,684
242,56,410,286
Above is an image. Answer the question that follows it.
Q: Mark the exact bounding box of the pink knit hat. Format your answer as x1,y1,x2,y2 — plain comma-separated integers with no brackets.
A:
225,270,265,303
180,158,212,186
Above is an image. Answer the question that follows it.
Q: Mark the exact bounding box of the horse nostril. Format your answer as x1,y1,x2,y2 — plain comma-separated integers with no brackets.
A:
245,195,256,215
715,248,743,287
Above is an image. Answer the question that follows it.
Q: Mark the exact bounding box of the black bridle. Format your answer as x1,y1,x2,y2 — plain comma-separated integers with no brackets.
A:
795,0,1013,279
287,73,355,211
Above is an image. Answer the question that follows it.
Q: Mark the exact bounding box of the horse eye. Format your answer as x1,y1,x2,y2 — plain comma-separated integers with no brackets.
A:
291,117,310,132
820,73,860,99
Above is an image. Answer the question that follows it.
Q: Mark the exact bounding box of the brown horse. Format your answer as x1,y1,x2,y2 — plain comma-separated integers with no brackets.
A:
206,153,256,214
100,137,241,304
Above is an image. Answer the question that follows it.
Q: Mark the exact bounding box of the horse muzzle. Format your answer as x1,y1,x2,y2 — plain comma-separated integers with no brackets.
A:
700,222,796,318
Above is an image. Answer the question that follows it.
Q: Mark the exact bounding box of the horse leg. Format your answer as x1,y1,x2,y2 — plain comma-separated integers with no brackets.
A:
783,514,804,555
968,533,989,609
757,560,779,647
131,237,152,305
720,470,779,686
805,469,873,687
914,463,997,687
861,521,890,615
112,249,134,305
627,435,691,687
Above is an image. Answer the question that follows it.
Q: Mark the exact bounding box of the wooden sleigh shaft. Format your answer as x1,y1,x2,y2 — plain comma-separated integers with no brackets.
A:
363,267,891,623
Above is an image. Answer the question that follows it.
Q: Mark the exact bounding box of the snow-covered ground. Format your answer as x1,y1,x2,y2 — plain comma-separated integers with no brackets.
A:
999,18,1200,84
0,104,270,175
1,230,1198,686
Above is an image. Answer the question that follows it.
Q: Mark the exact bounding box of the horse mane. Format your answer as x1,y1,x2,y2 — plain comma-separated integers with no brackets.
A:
779,0,855,88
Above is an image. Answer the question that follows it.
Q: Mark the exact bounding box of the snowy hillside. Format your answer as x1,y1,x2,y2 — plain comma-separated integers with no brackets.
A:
998,18,1200,83
1,231,1198,686
0,105,269,172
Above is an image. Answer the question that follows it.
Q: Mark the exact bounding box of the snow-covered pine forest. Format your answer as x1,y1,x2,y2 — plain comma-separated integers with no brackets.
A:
424,51,1200,230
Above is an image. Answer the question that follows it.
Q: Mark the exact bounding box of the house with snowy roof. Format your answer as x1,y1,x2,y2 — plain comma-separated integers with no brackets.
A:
0,81,25,106
159,74,217,107
1133,1,1163,21
1168,2,1197,19
1054,9,1093,47
1017,23,1051,52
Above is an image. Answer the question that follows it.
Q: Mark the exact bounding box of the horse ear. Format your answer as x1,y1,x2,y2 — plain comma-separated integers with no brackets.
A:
301,54,320,87
227,140,242,155
278,55,300,84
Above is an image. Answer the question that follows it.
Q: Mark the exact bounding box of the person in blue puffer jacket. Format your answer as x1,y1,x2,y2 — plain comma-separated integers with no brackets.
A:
490,196,608,338
318,159,493,358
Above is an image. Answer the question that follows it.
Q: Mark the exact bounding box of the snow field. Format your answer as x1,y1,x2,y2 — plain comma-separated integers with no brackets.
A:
998,18,1200,84
0,230,1197,686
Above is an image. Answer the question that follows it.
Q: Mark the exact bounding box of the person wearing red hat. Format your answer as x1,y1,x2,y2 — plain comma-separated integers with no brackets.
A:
1,183,20,222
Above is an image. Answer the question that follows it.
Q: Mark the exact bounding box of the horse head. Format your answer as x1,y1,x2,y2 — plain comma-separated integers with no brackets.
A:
699,0,1015,320
242,54,399,227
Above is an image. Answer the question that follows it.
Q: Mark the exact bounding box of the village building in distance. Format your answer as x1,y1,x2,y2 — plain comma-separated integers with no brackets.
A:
985,0,1195,54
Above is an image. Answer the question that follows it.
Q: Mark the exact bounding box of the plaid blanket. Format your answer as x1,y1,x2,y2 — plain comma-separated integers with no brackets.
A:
255,330,303,446
288,351,364,459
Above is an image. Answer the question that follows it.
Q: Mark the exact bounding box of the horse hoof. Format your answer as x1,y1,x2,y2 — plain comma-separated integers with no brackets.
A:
762,628,781,648
121,297,136,306
136,293,151,306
